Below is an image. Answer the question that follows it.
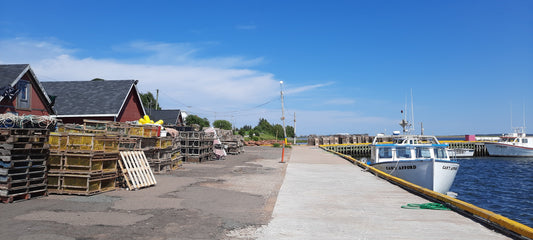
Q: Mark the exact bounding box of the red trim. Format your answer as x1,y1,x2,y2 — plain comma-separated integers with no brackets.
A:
488,143,533,150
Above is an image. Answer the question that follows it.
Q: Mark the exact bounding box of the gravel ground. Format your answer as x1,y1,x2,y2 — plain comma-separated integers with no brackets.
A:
0,146,290,240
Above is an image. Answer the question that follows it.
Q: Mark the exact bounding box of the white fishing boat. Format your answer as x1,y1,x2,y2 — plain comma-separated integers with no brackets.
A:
447,148,475,158
369,115,459,194
485,127,533,157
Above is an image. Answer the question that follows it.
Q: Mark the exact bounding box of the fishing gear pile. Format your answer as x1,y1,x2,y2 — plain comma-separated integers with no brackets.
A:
0,113,57,129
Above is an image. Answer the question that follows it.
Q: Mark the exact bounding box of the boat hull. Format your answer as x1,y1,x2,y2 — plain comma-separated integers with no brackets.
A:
371,160,459,194
448,148,475,158
485,143,533,157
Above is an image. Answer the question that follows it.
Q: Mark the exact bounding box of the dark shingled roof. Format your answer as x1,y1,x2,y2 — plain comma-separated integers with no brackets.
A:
0,64,30,87
149,109,182,125
41,80,138,116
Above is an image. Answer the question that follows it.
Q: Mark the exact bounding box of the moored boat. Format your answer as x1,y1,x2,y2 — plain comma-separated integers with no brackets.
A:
368,115,459,194
447,148,475,158
485,127,533,157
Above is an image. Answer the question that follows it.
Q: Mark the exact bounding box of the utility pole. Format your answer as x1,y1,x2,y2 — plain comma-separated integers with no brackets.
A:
280,81,287,163
156,89,159,110
293,112,296,145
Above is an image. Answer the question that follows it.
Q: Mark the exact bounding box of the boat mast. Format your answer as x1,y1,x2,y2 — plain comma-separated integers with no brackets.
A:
523,103,526,135
410,89,415,134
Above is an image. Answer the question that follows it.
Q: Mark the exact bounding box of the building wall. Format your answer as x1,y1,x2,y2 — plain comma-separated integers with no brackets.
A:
0,72,51,116
117,88,144,122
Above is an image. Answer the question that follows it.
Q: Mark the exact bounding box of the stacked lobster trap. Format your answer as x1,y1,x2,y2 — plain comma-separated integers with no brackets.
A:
179,130,213,162
47,131,120,195
0,128,50,203
47,120,182,194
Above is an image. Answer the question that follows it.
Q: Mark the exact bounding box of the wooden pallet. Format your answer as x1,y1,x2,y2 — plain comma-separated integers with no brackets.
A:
119,151,156,190
0,187,47,203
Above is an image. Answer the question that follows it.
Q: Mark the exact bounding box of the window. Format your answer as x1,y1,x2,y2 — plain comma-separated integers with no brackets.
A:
523,139,528,144
16,80,30,109
396,147,411,158
434,148,447,158
416,148,431,158
379,148,392,158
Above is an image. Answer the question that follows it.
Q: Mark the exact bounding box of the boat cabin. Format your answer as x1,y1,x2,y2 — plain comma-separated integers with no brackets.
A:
370,135,449,164
498,136,529,144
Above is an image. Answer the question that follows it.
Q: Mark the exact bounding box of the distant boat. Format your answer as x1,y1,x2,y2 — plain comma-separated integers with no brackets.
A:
485,128,533,157
447,148,475,158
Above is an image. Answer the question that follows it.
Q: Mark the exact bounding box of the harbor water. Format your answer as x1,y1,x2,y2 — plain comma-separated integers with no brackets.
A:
450,157,533,227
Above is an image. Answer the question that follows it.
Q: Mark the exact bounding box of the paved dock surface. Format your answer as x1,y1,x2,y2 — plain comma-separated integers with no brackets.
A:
259,146,509,240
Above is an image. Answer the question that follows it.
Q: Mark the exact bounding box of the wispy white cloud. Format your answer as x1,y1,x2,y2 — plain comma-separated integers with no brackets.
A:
0,38,76,64
112,40,264,68
285,82,334,95
0,38,279,115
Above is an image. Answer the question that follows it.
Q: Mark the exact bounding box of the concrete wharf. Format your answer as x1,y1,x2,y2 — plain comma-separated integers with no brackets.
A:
259,146,517,240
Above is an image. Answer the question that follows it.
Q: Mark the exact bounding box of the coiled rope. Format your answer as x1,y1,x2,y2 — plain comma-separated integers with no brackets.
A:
401,203,450,210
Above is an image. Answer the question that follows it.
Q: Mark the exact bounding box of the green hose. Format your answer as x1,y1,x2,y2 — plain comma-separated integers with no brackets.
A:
401,203,450,210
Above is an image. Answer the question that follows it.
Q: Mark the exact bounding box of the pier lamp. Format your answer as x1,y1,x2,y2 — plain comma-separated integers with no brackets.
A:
280,81,287,163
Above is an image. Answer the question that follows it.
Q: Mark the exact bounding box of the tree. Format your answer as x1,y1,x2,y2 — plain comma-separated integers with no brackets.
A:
213,120,232,130
185,114,210,128
286,125,295,138
91,78,104,81
238,128,247,136
140,92,161,111
254,118,273,134
272,124,285,139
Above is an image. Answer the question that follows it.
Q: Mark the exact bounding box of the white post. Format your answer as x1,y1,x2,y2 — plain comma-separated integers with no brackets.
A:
280,81,287,163
293,112,296,145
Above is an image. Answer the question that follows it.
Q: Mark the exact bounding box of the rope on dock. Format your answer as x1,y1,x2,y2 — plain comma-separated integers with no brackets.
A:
401,203,450,210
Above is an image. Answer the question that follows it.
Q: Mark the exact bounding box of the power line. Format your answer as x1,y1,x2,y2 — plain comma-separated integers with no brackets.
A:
157,90,280,117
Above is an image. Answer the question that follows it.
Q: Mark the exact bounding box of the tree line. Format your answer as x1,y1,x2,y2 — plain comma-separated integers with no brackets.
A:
185,115,295,139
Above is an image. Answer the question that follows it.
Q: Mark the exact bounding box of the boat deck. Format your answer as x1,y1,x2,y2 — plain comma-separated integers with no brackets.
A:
259,145,510,240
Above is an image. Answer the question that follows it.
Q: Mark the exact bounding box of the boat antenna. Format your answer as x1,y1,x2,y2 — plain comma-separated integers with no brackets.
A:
523,102,526,135
410,89,415,133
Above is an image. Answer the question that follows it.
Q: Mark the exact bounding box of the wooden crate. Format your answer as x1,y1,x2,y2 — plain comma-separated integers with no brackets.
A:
48,133,119,153
48,153,118,174
128,125,160,138
47,173,116,195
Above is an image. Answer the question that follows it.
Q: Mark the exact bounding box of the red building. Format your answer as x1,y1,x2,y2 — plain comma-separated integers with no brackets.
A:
41,80,146,124
0,64,55,115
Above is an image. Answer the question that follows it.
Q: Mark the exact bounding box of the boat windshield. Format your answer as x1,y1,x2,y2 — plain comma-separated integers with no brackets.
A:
396,147,412,159
378,148,393,159
416,148,432,158
434,148,448,158
499,137,516,143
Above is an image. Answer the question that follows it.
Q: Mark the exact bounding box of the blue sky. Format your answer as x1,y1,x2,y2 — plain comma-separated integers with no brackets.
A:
1,0,531,136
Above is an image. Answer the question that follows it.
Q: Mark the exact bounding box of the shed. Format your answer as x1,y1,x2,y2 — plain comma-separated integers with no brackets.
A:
149,109,185,126
0,64,55,115
41,80,146,124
